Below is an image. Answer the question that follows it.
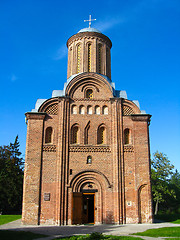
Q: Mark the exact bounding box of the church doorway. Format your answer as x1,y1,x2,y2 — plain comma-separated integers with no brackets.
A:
83,193,95,224
72,192,95,224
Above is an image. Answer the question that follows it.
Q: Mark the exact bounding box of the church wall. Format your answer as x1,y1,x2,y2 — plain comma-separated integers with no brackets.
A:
22,98,152,225
38,106,64,225
132,118,152,223
68,96,117,224
69,101,111,142
40,151,57,224
123,116,138,223
22,113,45,225
121,115,152,224
124,150,139,223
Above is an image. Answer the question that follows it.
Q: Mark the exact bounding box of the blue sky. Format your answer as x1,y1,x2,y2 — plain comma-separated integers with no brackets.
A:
0,0,180,171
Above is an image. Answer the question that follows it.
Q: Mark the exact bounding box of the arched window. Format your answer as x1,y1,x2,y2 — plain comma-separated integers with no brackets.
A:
88,43,91,72
98,44,102,74
86,89,93,99
71,125,79,144
95,105,100,115
77,44,81,73
97,126,106,144
45,127,53,144
71,105,77,114
87,155,92,164
87,105,92,114
124,128,130,145
102,105,108,115
79,105,85,114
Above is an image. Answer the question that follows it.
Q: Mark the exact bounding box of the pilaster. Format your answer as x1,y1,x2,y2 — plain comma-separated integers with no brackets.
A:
22,112,46,225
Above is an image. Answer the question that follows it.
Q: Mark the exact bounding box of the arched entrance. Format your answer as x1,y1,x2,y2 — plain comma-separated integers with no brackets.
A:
73,188,96,224
69,170,111,224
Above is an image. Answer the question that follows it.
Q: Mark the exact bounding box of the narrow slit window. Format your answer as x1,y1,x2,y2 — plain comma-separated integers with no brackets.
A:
45,127,52,144
106,47,110,77
124,128,130,145
98,44,102,74
77,44,81,73
88,44,91,72
72,126,79,144
87,156,92,164
97,126,106,144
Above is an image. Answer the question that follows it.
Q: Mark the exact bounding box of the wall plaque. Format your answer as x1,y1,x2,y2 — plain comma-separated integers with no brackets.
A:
44,193,50,201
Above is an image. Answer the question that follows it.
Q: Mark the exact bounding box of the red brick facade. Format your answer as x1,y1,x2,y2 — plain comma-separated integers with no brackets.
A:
22,28,153,225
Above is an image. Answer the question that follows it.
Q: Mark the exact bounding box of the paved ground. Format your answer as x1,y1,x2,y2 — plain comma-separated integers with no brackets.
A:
0,219,180,240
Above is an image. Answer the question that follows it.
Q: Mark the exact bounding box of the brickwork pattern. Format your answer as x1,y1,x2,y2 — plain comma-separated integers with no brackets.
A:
45,104,58,115
123,105,134,115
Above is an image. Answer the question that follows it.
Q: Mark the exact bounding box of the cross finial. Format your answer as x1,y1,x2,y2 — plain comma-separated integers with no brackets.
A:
84,15,96,28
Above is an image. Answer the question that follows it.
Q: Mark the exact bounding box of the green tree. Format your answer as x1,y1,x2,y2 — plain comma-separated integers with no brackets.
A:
169,169,180,213
170,169,180,188
151,151,175,215
0,136,24,214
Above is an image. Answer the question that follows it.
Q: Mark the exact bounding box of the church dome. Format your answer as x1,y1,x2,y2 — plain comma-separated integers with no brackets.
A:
78,27,101,33
67,27,112,79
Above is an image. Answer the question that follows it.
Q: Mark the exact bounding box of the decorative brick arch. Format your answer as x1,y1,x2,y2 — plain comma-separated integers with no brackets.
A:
38,97,59,113
65,72,114,99
69,170,111,224
122,99,141,115
70,170,111,192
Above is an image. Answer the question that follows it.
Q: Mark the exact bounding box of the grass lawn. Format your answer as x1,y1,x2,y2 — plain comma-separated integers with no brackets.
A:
133,227,180,237
172,219,180,224
165,239,180,240
0,215,21,225
0,230,47,240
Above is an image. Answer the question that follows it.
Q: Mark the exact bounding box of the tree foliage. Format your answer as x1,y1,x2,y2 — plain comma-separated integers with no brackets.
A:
0,136,24,214
151,151,180,215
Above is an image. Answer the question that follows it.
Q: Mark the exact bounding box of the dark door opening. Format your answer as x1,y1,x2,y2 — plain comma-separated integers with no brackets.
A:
83,193,94,224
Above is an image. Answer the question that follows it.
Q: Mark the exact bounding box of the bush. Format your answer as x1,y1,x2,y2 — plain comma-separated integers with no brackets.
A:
88,232,103,240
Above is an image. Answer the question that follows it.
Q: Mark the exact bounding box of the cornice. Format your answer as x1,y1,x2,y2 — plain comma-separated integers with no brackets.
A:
67,32,112,48
25,112,46,120
131,114,151,123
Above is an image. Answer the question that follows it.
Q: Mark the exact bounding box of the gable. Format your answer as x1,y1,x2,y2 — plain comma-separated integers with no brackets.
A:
65,72,114,99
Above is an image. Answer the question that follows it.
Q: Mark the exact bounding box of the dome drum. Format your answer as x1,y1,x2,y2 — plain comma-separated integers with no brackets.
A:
67,31,112,79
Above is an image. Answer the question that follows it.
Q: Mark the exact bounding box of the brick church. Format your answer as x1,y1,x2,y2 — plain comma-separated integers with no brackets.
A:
22,20,153,225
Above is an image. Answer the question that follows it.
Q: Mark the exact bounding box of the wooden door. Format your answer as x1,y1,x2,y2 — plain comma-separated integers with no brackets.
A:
73,193,83,224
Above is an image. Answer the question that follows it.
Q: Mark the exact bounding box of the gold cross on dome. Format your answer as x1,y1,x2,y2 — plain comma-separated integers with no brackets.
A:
84,15,96,28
